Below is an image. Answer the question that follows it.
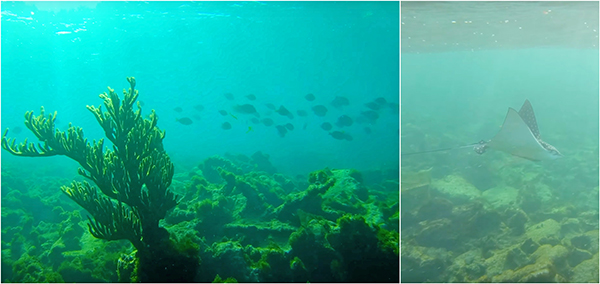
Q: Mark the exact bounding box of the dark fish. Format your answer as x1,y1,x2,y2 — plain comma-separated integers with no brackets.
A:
262,118,274,126
285,123,295,131
374,97,387,105
193,114,202,121
361,110,379,121
303,123,307,130
246,94,256,101
224,93,234,100
250,117,260,124
365,102,381,111
364,127,372,134
193,104,204,111
219,110,228,116
312,105,328,117
305,93,315,101
321,122,332,131
329,131,346,140
330,131,353,141
296,110,308,117
234,104,258,115
276,125,287,137
174,107,183,113
222,122,232,130
138,100,145,107
276,106,293,119
176,117,193,125
331,96,350,108
335,115,353,127
11,126,22,134
265,103,276,110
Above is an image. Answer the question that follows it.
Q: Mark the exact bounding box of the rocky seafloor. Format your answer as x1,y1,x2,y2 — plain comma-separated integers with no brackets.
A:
1,152,399,282
401,157,599,283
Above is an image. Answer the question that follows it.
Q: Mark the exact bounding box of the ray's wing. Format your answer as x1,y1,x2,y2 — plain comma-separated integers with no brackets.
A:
488,107,552,161
518,99,541,139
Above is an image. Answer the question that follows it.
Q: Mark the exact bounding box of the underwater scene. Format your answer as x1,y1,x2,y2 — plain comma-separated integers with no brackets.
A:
401,1,599,283
1,1,399,283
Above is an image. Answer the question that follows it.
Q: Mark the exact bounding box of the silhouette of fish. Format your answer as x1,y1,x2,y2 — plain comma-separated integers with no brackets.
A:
246,94,256,101
365,102,381,111
329,131,353,141
361,110,379,122
285,123,295,131
312,105,328,117
321,122,332,131
364,127,372,134
219,110,228,116
193,104,204,111
374,97,387,105
176,117,193,125
276,125,287,137
234,104,258,115
250,117,260,124
335,115,353,127
222,122,232,130
331,96,350,108
174,107,183,113
305,93,315,101
262,118,274,126
265,103,276,111
224,93,234,100
297,110,308,117
276,106,293,119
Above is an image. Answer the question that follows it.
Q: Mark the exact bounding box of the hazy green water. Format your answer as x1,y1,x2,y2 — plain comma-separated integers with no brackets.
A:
401,2,598,282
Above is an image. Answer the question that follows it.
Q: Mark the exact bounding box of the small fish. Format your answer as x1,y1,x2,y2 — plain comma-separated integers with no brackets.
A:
222,122,232,130
224,93,234,100
321,122,332,131
265,103,276,110
11,127,22,134
219,110,228,116
364,127,372,134
193,104,204,111
176,117,193,125
250,117,260,124
296,110,308,117
365,102,381,111
276,125,287,137
305,93,315,101
312,105,328,117
303,123,307,130
374,97,387,105
234,104,258,115
230,114,238,120
361,110,379,121
174,107,183,113
246,126,253,133
246,94,256,101
138,100,145,107
285,123,295,131
330,131,353,141
331,96,350,108
335,115,353,127
276,106,293,119
262,118,274,126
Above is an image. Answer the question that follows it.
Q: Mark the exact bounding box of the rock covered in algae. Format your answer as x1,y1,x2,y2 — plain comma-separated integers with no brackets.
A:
571,252,599,282
430,174,481,205
481,185,519,210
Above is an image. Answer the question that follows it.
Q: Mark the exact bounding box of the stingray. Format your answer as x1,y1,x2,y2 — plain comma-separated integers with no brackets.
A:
402,99,562,161
474,99,562,161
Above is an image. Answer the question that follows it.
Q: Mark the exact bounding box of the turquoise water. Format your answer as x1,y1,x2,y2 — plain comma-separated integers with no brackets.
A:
1,2,400,283
2,1,399,176
401,2,598,283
